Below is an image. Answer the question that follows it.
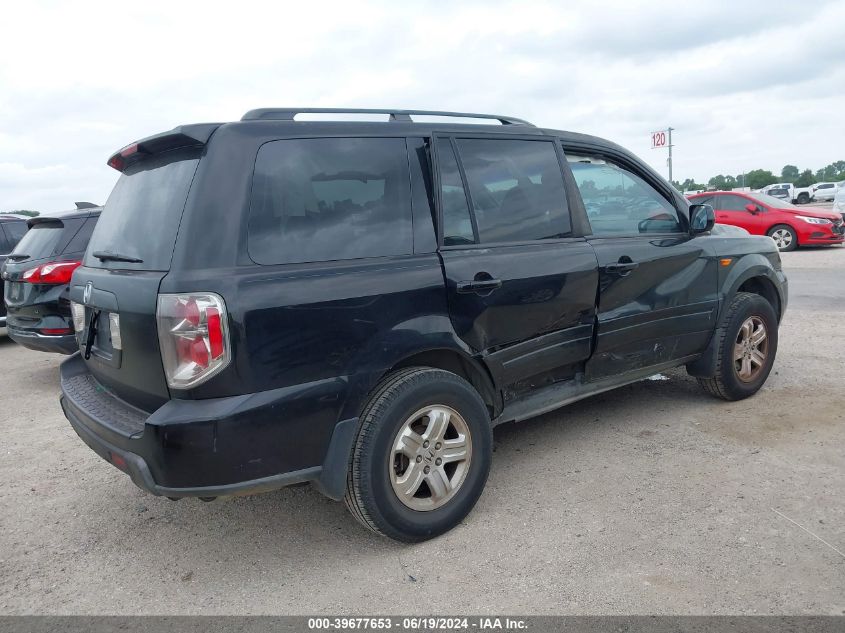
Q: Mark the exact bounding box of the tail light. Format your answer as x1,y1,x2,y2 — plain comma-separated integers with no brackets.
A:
22,261,81,284
156,293,230,389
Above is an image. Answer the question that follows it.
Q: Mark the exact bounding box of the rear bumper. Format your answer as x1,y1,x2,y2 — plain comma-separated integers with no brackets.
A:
59,353,358,500
7,325,77,354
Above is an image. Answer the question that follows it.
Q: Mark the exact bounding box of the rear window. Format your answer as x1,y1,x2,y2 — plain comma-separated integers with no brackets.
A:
248,137,412,265
3,221,27,249
85,150,200,270
11,221,66,259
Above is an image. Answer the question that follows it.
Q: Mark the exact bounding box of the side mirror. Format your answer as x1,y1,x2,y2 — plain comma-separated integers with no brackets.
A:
689,204,715,236
745,203,759,214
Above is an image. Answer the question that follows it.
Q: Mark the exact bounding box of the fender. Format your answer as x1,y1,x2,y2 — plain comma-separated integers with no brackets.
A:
717,254,787,322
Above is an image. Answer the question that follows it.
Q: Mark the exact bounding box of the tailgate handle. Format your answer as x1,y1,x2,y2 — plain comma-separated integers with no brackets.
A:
84,310,101,360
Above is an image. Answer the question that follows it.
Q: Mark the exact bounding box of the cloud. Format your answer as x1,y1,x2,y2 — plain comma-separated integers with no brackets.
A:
1,0,843,211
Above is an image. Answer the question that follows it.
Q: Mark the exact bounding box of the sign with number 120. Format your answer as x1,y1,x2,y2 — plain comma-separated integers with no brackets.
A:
651,130,667,148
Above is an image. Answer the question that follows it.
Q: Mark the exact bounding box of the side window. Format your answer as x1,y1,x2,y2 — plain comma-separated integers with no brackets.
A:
455,138,570,243
5,221,27,249
407,137,437,253
437,139,475,246
720,195,752,211
568,159,682,236
692,195,713,206
248,137,412,265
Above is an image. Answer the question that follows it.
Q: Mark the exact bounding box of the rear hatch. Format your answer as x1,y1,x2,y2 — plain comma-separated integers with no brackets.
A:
72,147,202,412
3,215,95,330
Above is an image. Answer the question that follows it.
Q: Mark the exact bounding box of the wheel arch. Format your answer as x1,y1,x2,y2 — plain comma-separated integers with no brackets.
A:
390,348,501,419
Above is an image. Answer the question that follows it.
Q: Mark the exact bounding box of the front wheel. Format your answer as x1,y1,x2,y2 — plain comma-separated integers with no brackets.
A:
698,292,778,401
796,193,810,204
345,367,493,542
768,224,798,252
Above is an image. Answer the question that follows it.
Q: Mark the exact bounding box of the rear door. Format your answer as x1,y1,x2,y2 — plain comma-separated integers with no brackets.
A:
566,152,718,379
712,193,768,235
70,149,201,411
434,135,599,387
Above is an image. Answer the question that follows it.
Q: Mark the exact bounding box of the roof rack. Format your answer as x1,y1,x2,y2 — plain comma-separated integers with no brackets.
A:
240,108,533,126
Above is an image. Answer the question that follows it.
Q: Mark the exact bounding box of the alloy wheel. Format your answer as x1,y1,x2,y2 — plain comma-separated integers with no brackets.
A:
389,405,472,511
771,229,793,250
734,316,768,382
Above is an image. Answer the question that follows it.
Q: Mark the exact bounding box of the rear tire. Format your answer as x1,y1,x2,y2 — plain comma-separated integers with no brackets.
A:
344,367,492,542
697,292,778,401
767,224,798,252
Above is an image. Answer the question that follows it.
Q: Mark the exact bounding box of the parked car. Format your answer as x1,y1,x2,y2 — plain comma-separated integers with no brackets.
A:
764,183,815,204
2,204,101,353
689,191,844,251
812,181,843,202
0,214,30,328
834,184,845,218
60,108,788,542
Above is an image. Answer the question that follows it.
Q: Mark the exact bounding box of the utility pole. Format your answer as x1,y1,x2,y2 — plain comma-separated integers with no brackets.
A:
667,127,674,184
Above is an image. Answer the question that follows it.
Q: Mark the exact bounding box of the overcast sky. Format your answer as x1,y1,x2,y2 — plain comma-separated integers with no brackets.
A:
2,0,844,212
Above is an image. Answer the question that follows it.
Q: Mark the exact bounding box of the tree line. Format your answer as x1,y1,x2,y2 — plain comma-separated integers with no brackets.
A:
673,160,845,192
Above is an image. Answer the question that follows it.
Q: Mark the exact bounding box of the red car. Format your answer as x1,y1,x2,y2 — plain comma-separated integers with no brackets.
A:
688,191,845,252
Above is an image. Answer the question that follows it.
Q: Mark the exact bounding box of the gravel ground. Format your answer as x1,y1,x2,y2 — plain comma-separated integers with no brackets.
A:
0,246,843,615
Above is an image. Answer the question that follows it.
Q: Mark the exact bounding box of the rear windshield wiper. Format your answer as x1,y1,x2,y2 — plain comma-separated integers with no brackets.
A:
7,254,30,261
92,251,143,263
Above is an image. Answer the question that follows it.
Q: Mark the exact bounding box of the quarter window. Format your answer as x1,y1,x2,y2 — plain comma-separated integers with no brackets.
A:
568,159,682,235
455,139,570,243
248,137,412,265
437,139,475,246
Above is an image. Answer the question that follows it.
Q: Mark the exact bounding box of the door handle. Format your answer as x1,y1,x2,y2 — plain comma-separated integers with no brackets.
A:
603,262,639,276
457,278,503,294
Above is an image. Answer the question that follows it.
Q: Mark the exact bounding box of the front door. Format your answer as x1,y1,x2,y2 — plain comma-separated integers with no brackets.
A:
566,153,719,380
434,135,599,387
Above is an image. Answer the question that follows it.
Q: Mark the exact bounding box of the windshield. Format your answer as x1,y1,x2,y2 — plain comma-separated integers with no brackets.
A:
85,149,200,270
11,222,66,259
754,193,800,209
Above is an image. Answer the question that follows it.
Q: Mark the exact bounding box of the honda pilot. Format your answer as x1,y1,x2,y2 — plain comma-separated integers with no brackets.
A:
60,108,788,542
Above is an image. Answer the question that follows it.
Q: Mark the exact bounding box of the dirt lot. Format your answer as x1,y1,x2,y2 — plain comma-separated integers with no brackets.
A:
1,247,843,615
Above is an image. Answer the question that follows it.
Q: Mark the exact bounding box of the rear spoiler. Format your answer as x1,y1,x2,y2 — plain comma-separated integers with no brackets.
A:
107,123,221,171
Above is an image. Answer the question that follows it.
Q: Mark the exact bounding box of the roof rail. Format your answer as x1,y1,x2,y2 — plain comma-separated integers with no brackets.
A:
240,108,533,126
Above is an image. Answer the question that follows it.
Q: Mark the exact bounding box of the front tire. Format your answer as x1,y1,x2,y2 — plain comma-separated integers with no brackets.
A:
797,193,809,204
697,292,778,401
768,224,798,252
344,367,493,542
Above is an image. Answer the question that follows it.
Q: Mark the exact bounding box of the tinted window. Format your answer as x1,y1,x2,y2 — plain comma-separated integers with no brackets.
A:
3,221,27,249
569,160,682,235
63,216,98,254
249,137,412,264
691,195,714,206
86,149,200,270
717,195,752,211
456,139,570,243
817,183,833,190
437,139,475,246
0,226,10,254
11,222,65,258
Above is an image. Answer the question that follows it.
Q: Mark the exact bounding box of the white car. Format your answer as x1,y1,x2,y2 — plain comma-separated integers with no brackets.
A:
813,181,843,202
833,183,845,215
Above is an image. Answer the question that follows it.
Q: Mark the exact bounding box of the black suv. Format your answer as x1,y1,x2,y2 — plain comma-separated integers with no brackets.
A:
60,108,788,542
0,214,30,328
2,204,101,354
